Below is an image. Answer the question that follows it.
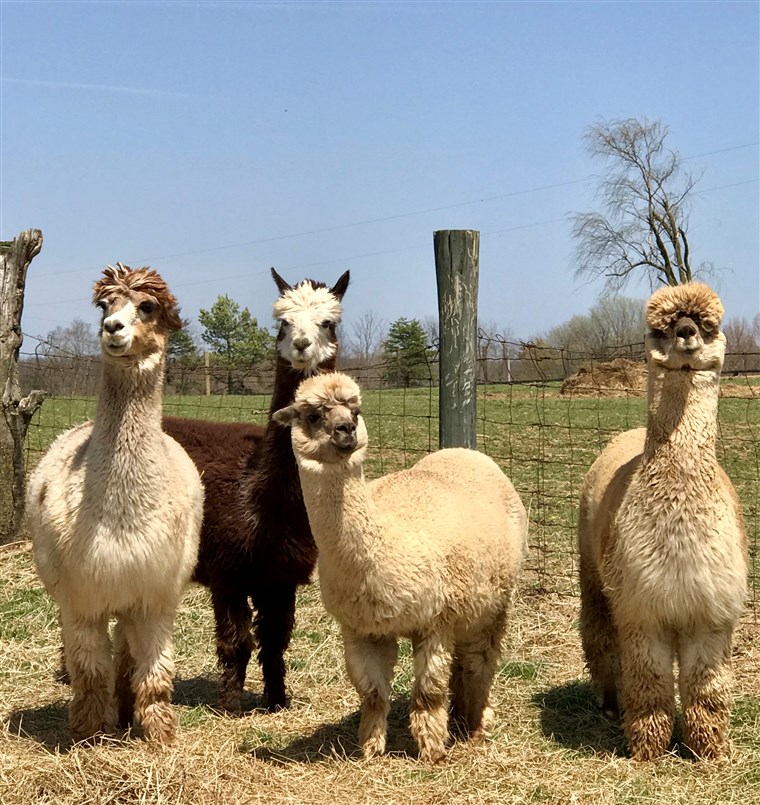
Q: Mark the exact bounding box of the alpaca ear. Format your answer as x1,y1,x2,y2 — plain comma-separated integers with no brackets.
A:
271,267,292,296
331,270,350,300
273,405,298,427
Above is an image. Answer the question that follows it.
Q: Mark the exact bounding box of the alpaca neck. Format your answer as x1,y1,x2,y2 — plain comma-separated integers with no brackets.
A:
91,350,165,451
268,353,338,415
255,353,339,466
643,364,720,463
296,455,381,567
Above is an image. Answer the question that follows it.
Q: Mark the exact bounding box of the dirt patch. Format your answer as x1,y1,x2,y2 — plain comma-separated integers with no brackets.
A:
560,358,647,398
720,382,760,398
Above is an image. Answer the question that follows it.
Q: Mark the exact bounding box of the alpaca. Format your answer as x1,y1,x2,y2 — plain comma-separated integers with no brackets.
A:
162,267,350,713
578,282,748,761
274,372,527,762
27,265,203,744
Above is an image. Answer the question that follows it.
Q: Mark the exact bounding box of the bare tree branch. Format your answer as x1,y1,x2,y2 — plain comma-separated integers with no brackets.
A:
572,117,713,294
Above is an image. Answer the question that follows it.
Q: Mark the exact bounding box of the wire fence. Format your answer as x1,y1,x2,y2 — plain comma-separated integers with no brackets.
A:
5,333,759,608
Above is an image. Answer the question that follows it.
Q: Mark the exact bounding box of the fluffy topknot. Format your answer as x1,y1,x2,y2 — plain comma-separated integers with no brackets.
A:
294,372,362,410
645,282,724,333
93,263,182,331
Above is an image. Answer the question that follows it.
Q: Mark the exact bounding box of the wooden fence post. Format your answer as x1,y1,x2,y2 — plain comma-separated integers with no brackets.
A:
1,229,46,542
434,229,479,449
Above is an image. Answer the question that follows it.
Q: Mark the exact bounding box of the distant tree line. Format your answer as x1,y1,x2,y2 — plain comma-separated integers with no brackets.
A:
22,290,760,398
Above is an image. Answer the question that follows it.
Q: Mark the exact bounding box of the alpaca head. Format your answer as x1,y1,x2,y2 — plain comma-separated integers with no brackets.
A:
273,372,368,466
644,282,726,373
271,268,350,373
93,264,182,364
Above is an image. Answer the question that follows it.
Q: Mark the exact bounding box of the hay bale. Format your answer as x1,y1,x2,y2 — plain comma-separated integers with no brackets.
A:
561,358,647,398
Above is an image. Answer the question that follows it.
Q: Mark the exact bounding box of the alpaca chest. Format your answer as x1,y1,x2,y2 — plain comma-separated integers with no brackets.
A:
608,491,747,629
317,554,444,636
51,463,192,613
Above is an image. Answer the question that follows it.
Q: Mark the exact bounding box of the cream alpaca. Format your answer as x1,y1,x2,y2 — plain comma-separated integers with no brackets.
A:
578,282,747,761
274,372,527,763
27,265,203,744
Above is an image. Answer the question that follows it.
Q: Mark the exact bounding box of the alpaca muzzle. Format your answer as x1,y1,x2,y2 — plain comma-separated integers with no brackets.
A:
331,422,357,452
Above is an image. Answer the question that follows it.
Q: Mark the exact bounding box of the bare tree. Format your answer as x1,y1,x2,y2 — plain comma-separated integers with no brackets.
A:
573,118,711,294
32,319,101,396
546,296,646,358
43,318,100,358
421,314,439,347
477,319,517,383
723,316,760,374
344,309,386,365
1,229,46,542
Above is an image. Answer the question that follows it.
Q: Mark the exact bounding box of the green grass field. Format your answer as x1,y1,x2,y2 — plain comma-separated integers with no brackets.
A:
23,381,760,595
2,381,758,803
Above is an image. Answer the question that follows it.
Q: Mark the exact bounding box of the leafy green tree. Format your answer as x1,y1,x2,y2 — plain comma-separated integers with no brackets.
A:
168,318,199,362
166,318,200,392
382,317,432,387
199,295,273,394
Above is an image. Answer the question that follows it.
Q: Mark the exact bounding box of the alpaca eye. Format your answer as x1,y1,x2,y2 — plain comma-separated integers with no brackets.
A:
278,319,289,328
306,413,321,425
96,299,107,311
139,301,155,314
320,320,331,328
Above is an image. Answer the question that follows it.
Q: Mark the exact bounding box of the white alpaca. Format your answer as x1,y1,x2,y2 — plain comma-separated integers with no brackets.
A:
26,264,203,744
274,372,527,762
578,282,747,761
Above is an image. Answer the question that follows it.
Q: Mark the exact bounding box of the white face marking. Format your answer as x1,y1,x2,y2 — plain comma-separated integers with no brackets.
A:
273,284,342,372
101,300,138,354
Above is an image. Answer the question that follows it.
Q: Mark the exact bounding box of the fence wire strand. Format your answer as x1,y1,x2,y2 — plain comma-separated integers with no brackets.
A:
4,334,759,608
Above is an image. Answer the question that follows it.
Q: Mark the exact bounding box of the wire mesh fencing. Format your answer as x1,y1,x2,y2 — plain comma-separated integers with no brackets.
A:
6,334,759,608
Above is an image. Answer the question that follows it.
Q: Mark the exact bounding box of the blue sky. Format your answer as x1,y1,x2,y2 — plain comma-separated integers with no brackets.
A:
2,0,758,346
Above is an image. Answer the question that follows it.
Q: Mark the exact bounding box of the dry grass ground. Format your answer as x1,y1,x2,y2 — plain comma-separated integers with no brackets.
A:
2,540,758,805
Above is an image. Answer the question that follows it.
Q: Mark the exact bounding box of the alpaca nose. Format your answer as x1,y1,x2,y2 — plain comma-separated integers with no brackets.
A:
676,317,698,340
103,318,124,334
332,421,357,451
293,336,311,351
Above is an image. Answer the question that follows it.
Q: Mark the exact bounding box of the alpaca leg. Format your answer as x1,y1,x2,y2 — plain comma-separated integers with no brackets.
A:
619,625,675,761
342,627,397,758
114,616,136,729
56,609,70,684
125,611,177,744
450,612,507,743
678,629,734,760
410,632,453,763
250,585,296,711
579,555,620,717
60,611,116,741
211,587,254,713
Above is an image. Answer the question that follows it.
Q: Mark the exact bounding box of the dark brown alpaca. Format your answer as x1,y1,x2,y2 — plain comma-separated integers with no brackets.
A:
162,268,349,712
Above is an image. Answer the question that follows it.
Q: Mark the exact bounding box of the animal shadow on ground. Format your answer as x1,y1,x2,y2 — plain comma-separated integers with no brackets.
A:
8,700,72,751
173,675,268,715
532,679,630,756
6,674,264,752
249,695,417,764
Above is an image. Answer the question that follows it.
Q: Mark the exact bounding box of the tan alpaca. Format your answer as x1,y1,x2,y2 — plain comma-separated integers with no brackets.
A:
274,372,527,762
578,282,747,761
26,265,203,744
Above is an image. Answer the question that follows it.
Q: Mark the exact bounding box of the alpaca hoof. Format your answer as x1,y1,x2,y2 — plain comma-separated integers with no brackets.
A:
70,702,116,743
218,691,243,715
419,745,448,764
682,741,729,763
361,735,386,759
629,743,666,762
141,703,177,744
265,689,289,712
